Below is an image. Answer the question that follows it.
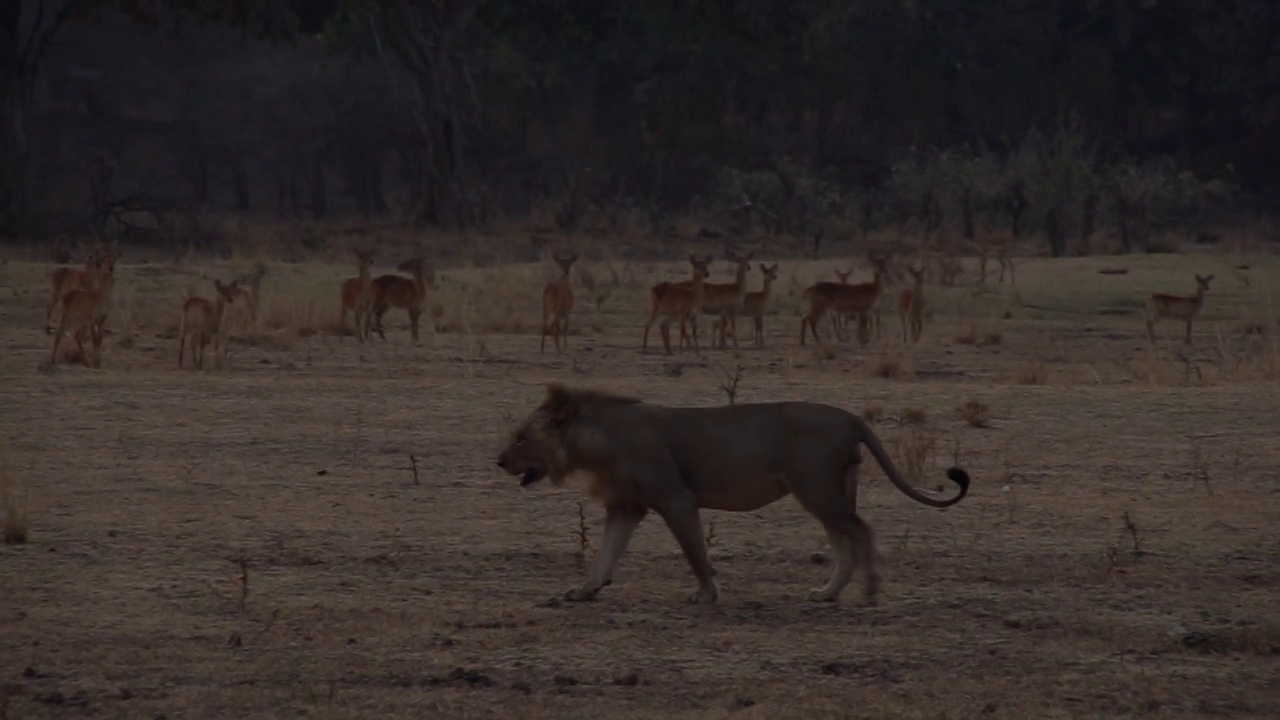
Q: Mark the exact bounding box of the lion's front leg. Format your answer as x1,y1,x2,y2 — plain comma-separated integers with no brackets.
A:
565,505,646,602
657,503,720,604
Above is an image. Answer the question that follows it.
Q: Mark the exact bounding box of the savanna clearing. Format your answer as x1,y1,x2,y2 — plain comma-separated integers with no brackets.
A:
2,242,1280,719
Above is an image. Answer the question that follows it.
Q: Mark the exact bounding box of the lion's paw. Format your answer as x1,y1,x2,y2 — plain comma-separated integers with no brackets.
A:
564,587,599,602
807,589,839,603
686,586,720,605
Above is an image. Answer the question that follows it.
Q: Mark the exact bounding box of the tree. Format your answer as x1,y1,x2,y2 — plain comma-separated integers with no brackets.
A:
0,0,316,237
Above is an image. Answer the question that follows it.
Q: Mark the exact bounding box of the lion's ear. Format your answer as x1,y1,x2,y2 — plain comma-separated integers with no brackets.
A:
544,383,580,425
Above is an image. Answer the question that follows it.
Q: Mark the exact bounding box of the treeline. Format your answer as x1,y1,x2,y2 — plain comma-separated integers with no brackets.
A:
3,0,1278,255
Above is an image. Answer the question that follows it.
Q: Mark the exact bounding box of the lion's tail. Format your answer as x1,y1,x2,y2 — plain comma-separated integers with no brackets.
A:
853,414,969,508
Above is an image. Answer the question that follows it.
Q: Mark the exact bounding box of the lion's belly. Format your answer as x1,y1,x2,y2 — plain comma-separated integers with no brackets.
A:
696,472,790,512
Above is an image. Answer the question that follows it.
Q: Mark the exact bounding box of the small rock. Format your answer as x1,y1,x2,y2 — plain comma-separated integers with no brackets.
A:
552,674,578,687
613,673,639,687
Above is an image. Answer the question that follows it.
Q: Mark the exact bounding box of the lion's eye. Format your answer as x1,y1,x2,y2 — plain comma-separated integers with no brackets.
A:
515,433,525,445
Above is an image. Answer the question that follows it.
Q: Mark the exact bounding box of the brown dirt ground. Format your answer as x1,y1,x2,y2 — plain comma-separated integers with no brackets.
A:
2,247,1280,719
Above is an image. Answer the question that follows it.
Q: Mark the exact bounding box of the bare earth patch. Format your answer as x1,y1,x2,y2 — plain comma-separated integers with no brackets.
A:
3,251,1279,719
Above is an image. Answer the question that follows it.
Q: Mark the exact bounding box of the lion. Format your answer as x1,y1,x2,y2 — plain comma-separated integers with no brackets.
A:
495,384,970,605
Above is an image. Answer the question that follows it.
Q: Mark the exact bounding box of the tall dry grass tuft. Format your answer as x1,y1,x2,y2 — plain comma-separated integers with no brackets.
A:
890,420,940,484
862,402,886,424
957,399,990,427
867,353,916,381
1,447,29,544
432,268,542,335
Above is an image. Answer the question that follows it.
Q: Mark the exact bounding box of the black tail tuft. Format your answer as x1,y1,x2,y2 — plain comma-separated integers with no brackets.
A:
946,466,971,496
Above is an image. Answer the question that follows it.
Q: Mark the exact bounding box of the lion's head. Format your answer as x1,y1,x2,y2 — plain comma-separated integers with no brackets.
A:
496,384,639,488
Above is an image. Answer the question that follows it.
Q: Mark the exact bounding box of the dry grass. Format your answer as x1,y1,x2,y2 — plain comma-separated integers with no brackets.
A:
2,239,1280,718
957,399,991,428
862,401,886,424
866,352,915,380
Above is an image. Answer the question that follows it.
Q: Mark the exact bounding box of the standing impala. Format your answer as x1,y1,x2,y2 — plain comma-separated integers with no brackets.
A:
179,279,239,371
975,231,1015,286
686,251,752,350
642,254,713,354
539,251,579,353
338,249,376,342
800,255,888,349
897,262,927,344
371,257,433,342
45,245,101,333
1146,274,1213,345
50,245,120,368
728,262,778,349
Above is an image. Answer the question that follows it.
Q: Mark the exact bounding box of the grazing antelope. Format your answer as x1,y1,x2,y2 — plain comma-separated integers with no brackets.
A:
642,254,713,354
49,245,120,368
976,232,1015,286
338,249,376,342
800,255,888,349
179,279,239,371
44,246,101,333
897,262,927,344
539,251,579,353
689,251,753,350
724,262,778,349
224,265,266,335
1146,274,1213,345
370,257,433,342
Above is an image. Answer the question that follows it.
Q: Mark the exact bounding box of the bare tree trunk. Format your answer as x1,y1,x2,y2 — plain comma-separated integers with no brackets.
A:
233,164,249,211
377,0,481,230
1,0,77,237
0,68,30,237
311,161,326,220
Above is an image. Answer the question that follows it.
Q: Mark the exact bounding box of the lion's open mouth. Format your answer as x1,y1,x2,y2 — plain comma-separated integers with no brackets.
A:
519,467,545,486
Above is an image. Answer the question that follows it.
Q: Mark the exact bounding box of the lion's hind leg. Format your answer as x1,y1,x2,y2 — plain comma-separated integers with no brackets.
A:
810,523,856,603
793,468,879,605
808,513,878,605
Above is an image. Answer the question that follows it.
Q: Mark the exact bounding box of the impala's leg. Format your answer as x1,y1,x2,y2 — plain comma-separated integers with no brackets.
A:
92,320,104,368
51,321,66,365
74,327,90,368
754,315,764,348
44,292,58,333
1185,319,1193,345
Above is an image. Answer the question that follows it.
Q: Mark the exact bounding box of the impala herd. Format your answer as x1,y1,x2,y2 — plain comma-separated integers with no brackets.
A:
38,234,1225,370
